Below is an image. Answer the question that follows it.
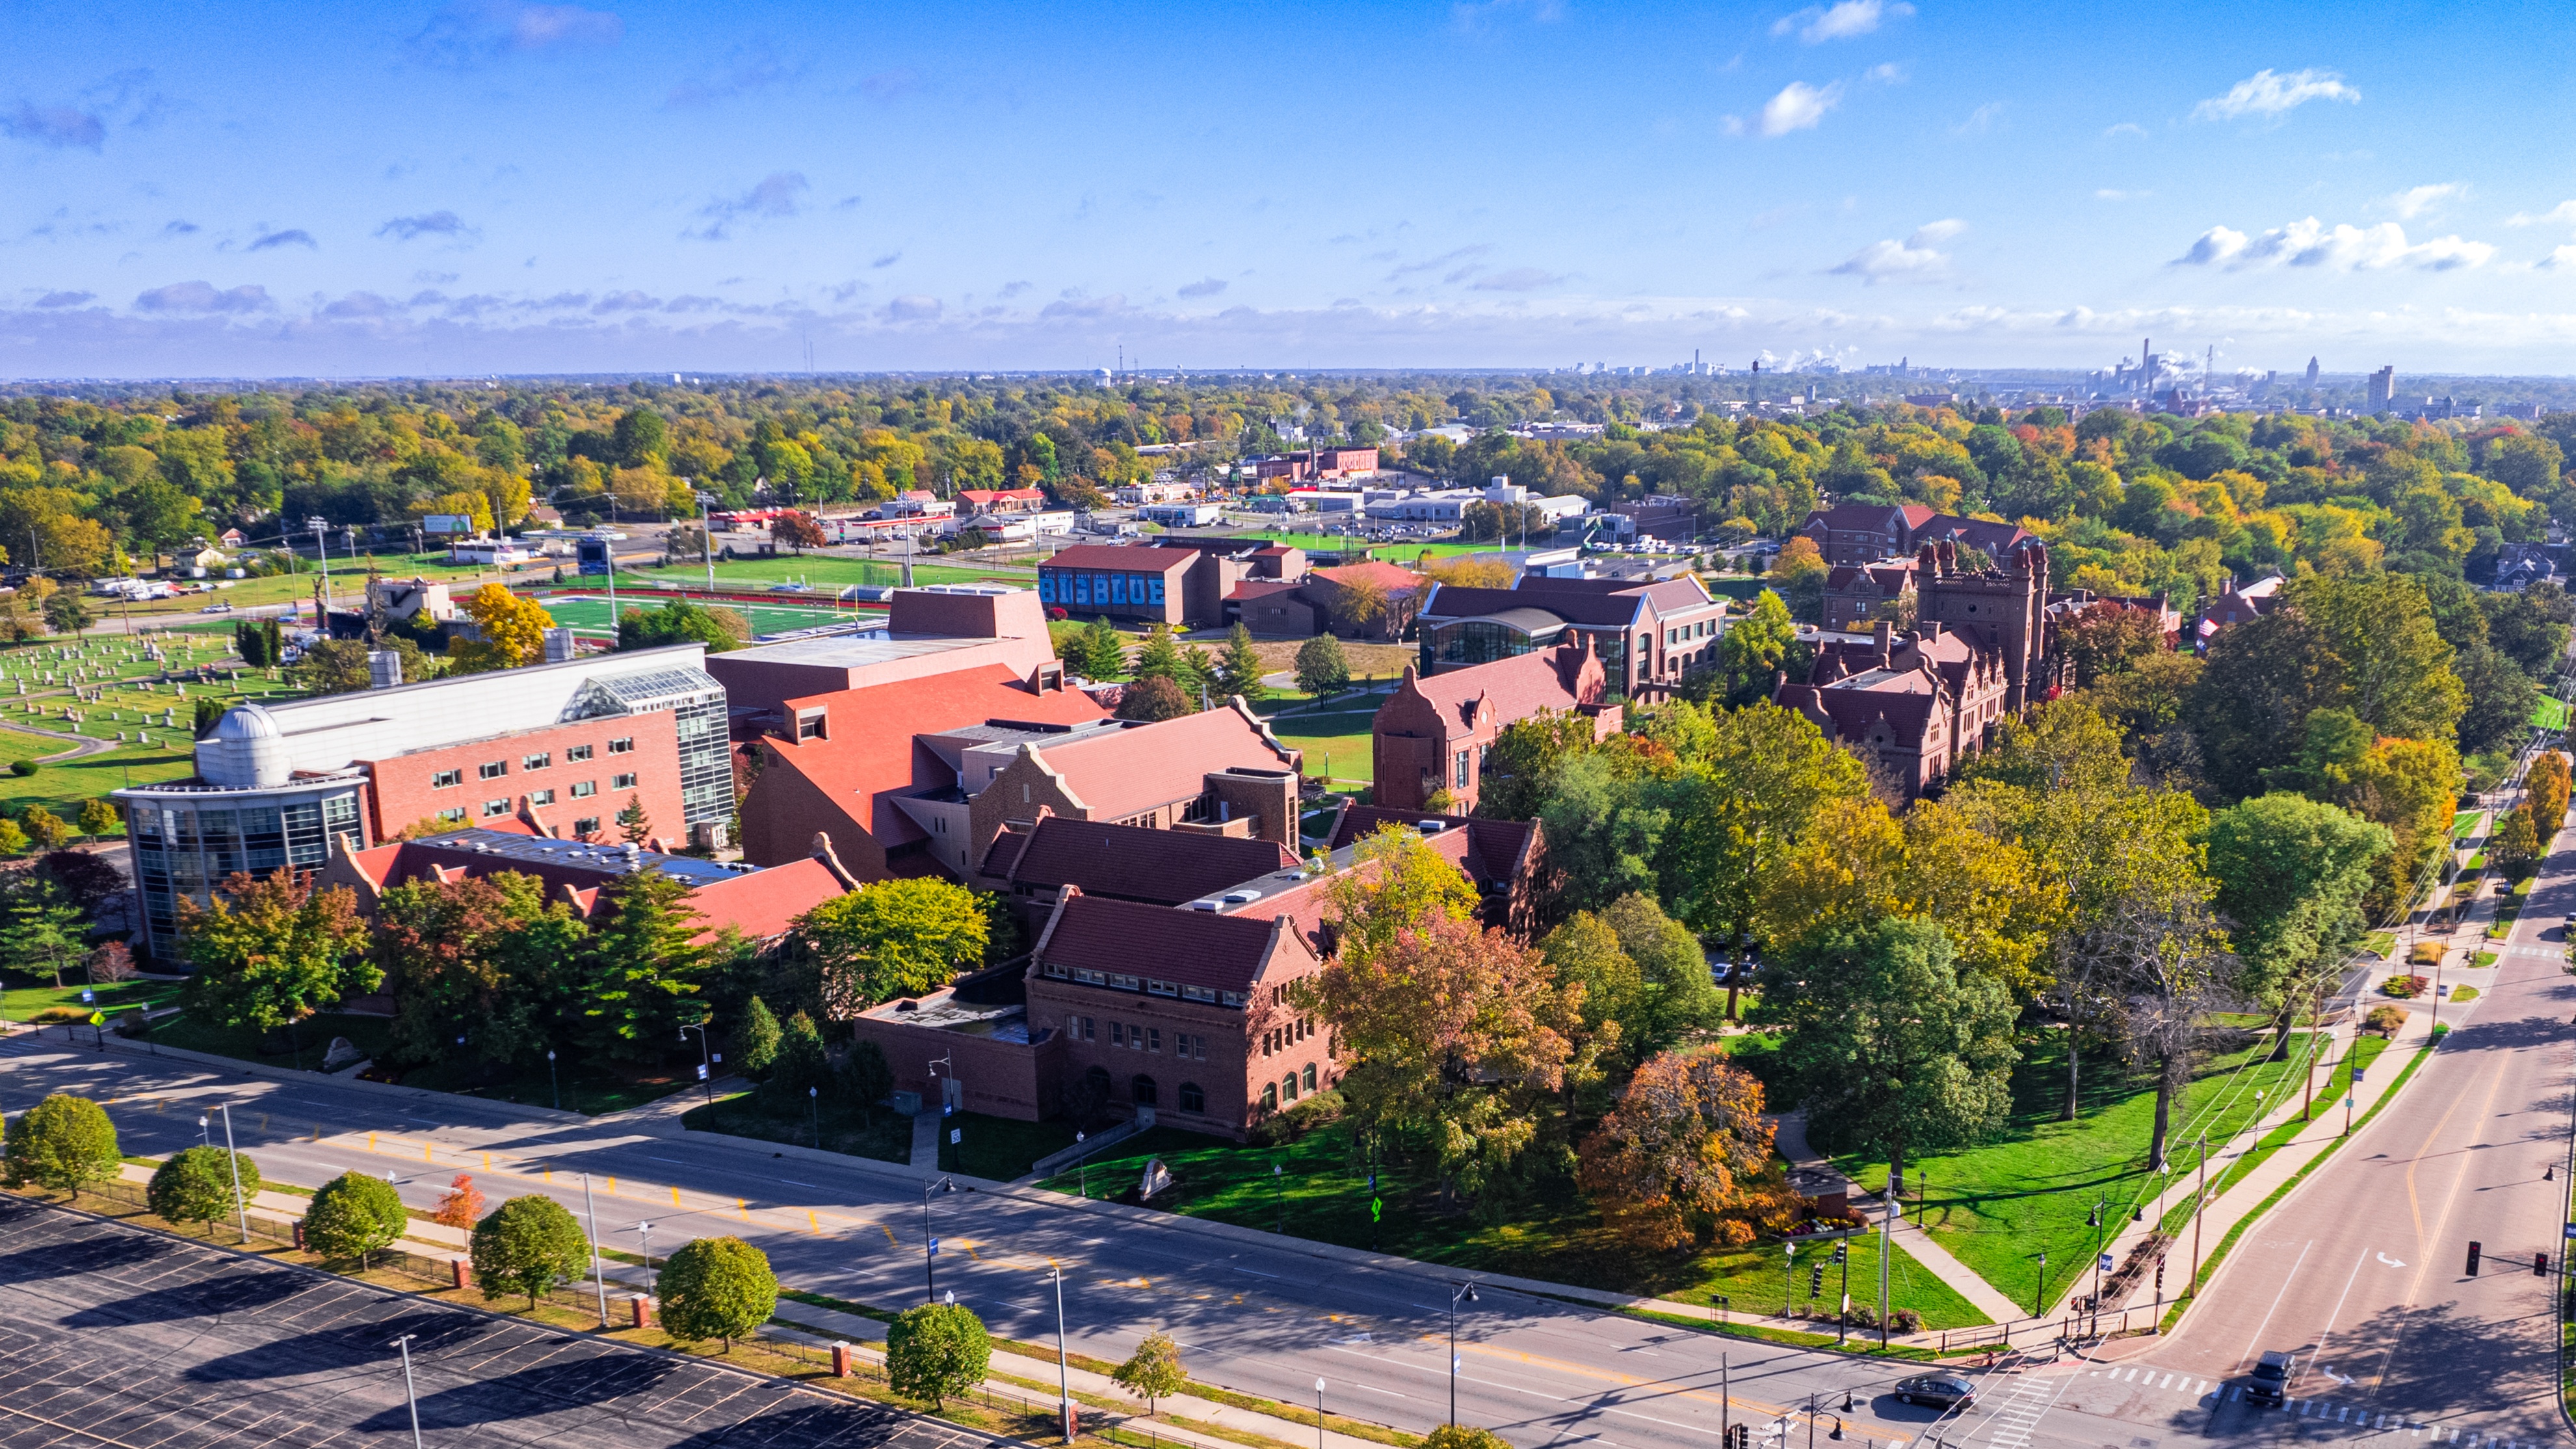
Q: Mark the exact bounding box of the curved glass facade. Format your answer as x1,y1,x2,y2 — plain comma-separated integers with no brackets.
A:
123,778,363,959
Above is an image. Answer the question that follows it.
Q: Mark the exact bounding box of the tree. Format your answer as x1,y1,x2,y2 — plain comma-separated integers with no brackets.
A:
1073,618,1127,681
1112,1331,1189,1415
1703,589,1800,706
469,1194,590,1309
1216,623,1267,702
772,511,828,553
841,1038,895,1115
1131,626,1187,685
761,1009,829,1109
2205,794,2393,1024
2491,806,2541,878
4,874,86,987
3,1093,121,1199
577,870,707,1057
433,1173,487,1230
885,1301,991,1407
2452,642,2538,759
177,871,376,1033
0,819,27,857
21,805,69,851
42,591,93,638
87,941,136,983
2531,751,2572,836
618,598,749,654
1293,633,1350,697
1327,575,1391,635
235,618,272,667
148,1145,259,1234
375,869,582,1070
802,877,991,1017
1116,674,1192,721
77,797,119,842
1767,536,1830,622
288,639,378,696
448,583,557,674
304,1170,408,1268
733,994,783,1077
2060,605,2170,687
1475,709,1599,823
658,1234,779,1349
1756,918,2017,1191
1575,1048,1776,1249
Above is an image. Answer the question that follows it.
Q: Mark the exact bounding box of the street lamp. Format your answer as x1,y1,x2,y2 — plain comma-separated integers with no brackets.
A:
307,517,332,613
1447,1279,1480,1426
1315,1379,1327,1449
923,1176,956,1303
547,1050,559,1112
219,1102,249,1244
808,1084,820,1148
637,1220,656,1284
197,1113,210,1150
1051,1261,1075,1443
2032,1250,2046,1320
392,1333,425,1449
679,1020,715,1108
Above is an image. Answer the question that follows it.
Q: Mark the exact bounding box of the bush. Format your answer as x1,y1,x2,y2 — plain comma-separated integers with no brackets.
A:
2408,941,2443,966
10,760,34,777
1425,1428,1511,1449
147,1146,260,1232
304,1171,408,1268
2365,1004,2408,1036
470,1195,590,1309
885,1301,990,1407
1248,1087,1344,1147
2380,974,2430,999
658,1235,778,1349
2,1093,120,1199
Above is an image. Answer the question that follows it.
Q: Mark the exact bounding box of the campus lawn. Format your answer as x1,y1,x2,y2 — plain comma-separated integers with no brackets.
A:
614,555,1033,591
0,739,197,819
1828,1029,2324,1312
941,1113,1083,1180
679,1088,913,1162
2537,695,2569,732
0,976,180,1024
2156,1034,2391,1238
1264,710,1376,788
1038,1116,1988,1327
140,1011,400,1072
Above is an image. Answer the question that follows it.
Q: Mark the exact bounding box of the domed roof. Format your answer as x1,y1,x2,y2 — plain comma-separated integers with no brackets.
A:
211,704,280,741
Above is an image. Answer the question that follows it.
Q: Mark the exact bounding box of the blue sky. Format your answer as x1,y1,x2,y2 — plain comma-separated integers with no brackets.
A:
7,0,2576,377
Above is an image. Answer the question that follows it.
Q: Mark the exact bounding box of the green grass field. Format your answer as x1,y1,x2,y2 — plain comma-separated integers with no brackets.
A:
532,592,870,639
1040,1116,1985,1327
679,1089,913,1162
1,976,181,1024
1832,1030,2323,1311
1264,709,1377,787
140,1011,398,1072
611,556,1032,591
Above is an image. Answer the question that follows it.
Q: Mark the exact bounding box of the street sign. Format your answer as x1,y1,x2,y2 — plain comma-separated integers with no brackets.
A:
950,1128,961,1145
2561,1221,2575,1240
79,989,94,1004
928,1238,940,1256
2099,1253,2114,1273
695,1063,708,1081
1371,1197,1383,1222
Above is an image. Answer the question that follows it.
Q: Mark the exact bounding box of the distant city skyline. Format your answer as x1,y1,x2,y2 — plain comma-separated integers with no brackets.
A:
5,0,2576,377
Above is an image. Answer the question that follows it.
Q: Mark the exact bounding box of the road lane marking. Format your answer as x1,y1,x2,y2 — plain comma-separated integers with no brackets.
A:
2238,1237,2316,1368
2308,1245,2373,1392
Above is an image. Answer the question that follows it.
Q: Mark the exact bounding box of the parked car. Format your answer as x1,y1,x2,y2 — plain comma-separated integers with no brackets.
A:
198,601,234,613
2244,1350,2294,1406
1891,1375,1975,1410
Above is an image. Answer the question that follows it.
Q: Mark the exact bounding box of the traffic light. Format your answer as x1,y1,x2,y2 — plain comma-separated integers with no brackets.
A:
1727,1426,1751,1449
1832,1243,1848,1265
2467,1240,2482,1276
2538,1252,2551,1277
1809,1264,1825,1297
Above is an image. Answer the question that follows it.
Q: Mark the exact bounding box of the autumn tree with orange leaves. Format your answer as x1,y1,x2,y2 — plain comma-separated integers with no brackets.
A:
1576,1048,1780,1250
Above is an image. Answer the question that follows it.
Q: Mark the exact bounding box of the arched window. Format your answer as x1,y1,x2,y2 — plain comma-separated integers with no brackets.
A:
1281,1073,1300,1102
1132,1075,1157,1108
1083,1065,1111,1095
1302,1063,1317,1093
1261,1083,1278,1112
1178,1082,1205,1113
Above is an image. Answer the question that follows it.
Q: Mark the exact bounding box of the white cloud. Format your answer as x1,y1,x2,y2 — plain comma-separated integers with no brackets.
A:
1720,114,1746,137
2506,200,2576,229
2103,122,2148,139
2385,183,2461,220
1863,62,1905,84
1952,102,2004,135
1759,81,1842,136
1831,220,1962,283
2538,245,2576,271
2096,189,2149,202
1770,0,1912,44
2192,68,2359,122
2170,217,2493,273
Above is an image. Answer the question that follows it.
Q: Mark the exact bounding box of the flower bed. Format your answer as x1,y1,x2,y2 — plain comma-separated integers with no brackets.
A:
2380,974,2431,999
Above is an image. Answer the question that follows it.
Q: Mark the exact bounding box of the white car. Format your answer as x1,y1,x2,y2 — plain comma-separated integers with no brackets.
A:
199,602,235,613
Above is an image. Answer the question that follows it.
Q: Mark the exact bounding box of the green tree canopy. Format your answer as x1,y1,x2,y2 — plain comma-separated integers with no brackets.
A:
3,1093,122,1199
657,1235,780,1349
177,871,376,1032
2205,793,2393,1015
304,1171,409,1267
886,1301,991,1407
469,1194,590,1308
148,1145,261,1232
576,870,707,1059
617,597,750,654
1293,633,1350,697
800,877,990,1018
1112,1331,1189,1415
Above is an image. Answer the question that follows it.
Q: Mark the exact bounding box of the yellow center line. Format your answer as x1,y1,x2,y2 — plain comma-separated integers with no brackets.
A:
1454,1340,1848,1423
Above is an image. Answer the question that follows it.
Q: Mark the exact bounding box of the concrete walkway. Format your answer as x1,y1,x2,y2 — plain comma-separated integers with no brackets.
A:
590,1075,746,1137
1772,1113,2025,1326
910,1109,942,1169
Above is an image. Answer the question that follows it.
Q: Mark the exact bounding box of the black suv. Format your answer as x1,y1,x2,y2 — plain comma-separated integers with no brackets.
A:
2245,1351,2294,1406
1892,1375,1975,1410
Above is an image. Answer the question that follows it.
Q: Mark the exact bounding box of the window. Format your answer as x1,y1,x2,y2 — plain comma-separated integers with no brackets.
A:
1281,1073,1300,1103
1454,750,1471,790
566,744,594,762
1111,1022,1126,1047
431,769,462,790
482,799,511,817
436,806,468,825
1302,1063,1317,1093
1221,990,1247,1008
479,761,508,780
1073,968,1107,985
1132,1075,1157,1107
1081,1016,1096,1041
1261,1083,1278,1112
571,780,597,799
529,788,555,805
1181,984,1216,1003
1146,978,1178,997
796,711,825,741
1109,973,1140,991
609,738,635,754
612,773,638,790
1044,964,1070,979
523,752,551,771
1178,1082,1205,1113
574,816,600,836
1147,1027,1161,1053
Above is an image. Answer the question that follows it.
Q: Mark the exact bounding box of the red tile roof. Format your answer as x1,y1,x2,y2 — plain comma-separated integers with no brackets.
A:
1404,645,1597,728
1036,704,1299,819
990,816,1296,905
1314,561,1425,594
763,665,1108,851
1330,806,1536,889
1042,544,1194,574
687,857,846,941
1036,893,1306,991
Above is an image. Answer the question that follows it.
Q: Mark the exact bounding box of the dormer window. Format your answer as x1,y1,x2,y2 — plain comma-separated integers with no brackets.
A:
795,708,826,741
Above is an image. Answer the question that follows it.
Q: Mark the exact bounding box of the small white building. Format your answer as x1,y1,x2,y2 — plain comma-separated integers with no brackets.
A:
445,536,535,566
878,490,954,519
1138,501,1224,527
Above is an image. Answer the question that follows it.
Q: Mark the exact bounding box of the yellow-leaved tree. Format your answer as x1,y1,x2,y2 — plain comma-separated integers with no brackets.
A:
448,584,555,674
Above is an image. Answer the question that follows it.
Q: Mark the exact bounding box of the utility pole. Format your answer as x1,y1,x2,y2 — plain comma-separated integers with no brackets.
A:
2188,1132,2208,1298
583,1174,610,1326
220,1103,248,1243
1878,1166,1895,1348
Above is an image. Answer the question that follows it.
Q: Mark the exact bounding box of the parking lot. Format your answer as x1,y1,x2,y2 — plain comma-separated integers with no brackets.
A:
0,1197,999,1448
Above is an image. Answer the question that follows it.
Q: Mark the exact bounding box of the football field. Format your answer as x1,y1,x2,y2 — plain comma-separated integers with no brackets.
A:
533,591,869,639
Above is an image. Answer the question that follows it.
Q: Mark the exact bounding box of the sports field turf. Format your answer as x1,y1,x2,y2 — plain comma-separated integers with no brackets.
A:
532,592,869,639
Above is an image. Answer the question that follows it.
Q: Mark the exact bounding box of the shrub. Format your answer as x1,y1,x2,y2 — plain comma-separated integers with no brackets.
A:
657,1235,778,1349
1248,1087,1344,1147
2380,974,2430,999
1111,1330,1187,1415
433,1173,486,1229
470,1195,590,1309
885,1301,990,1407
304,1171,408,1268
2408,941,2443,966
147,1146,261,1232
2,1093,120,1199
10,760,35,777
2365,1004,2408,1036
1425,1428,1511,1449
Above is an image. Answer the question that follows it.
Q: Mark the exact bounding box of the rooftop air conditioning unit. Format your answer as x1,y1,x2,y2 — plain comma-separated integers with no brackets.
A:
1188,900,1220,912
1416,819,1443,834
1222,890,1259,904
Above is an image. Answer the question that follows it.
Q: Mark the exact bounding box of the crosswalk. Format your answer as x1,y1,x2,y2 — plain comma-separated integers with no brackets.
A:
2495,944,2560,958
2079,1362,2532,1444
1980,1366,2060,1449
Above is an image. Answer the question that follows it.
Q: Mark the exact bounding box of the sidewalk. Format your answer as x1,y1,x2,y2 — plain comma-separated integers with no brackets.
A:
1772,1113,2025,1326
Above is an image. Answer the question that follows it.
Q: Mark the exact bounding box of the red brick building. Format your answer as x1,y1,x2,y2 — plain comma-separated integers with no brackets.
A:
1371,641,1614,812
362,710,683,845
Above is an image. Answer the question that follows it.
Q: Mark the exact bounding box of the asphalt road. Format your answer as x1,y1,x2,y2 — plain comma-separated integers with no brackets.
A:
0,1039,1982,1449
0,1195,999,1448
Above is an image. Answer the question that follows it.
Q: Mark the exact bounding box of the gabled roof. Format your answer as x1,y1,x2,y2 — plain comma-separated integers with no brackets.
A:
1402,644,1597,728
1031,704,1299,819
1041,543,1195,574
1808,502,1938,530
1330,806,1537,890
1313,561,1426,594
761,665,1107,851
685,857,847,941
1034,892,1302,991
1417,584,1644,628
988,816,1296,906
